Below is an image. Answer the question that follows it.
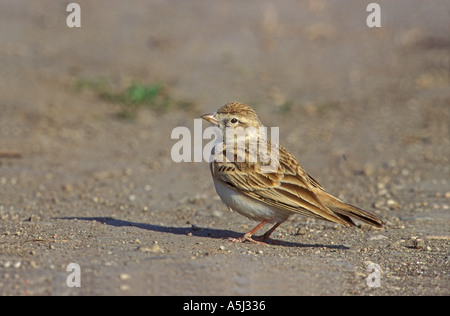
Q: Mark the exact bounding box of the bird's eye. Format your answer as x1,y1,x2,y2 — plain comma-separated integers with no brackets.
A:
230,118,238,124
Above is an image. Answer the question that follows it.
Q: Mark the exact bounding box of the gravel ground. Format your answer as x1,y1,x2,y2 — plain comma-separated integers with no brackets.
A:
0,1,449,296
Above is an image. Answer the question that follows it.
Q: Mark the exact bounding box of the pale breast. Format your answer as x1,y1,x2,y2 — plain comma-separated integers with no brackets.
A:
212,176,291,223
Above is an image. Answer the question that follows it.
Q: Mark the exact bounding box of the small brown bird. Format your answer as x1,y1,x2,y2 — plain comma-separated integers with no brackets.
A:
201,102,383,244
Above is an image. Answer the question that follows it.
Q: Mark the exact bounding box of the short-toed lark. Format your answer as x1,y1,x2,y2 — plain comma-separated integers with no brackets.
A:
202,102,382,244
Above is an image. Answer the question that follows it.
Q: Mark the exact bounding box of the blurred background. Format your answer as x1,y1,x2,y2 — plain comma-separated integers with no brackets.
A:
1,0,448,205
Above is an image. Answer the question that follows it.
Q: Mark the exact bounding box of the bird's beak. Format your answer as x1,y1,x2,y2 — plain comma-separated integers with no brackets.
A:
201,113,219,126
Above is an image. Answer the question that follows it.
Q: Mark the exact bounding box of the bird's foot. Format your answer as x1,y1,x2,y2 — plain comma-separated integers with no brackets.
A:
227,234,268,245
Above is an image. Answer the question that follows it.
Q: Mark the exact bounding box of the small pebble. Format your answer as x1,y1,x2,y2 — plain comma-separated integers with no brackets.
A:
61,184,73,192
138,244,163,253
120,273,131,281
413,238,425,250
387,199,399,210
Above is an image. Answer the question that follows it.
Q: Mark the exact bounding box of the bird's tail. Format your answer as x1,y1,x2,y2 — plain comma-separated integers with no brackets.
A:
322,193,383,228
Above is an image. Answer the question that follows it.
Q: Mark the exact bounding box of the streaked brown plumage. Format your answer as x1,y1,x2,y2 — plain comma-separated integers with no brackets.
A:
202,102,383,244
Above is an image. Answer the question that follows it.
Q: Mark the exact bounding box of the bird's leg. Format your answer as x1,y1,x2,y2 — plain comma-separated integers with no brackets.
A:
261,222,282,241
228,218,272,244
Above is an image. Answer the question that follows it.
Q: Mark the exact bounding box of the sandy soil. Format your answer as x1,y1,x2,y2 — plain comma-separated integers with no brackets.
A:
0,0,449,295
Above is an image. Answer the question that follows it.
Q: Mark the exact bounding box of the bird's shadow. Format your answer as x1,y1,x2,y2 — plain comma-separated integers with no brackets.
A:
55,216,349,250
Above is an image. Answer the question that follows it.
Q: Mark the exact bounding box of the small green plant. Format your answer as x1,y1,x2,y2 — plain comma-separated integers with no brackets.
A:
125,83,164,105
74,78,193,120
105,82,169,119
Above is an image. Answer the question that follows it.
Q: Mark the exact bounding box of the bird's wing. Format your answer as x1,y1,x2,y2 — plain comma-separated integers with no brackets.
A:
211,144,351,226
